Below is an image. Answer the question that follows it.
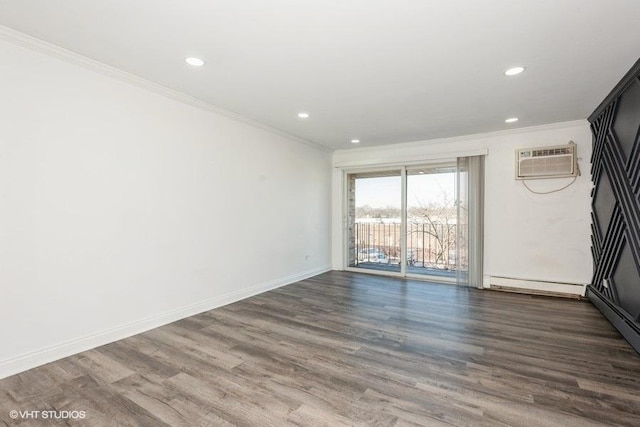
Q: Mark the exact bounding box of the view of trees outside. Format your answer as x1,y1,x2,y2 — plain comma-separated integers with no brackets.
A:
407,170,457,269
354,170,457,271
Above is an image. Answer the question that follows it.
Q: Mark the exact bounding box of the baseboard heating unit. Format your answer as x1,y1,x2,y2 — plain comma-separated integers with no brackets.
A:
489,276,586,299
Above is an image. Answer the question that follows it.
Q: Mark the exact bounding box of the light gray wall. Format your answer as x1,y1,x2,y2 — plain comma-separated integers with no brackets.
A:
0,38,332,378
332,121,592,288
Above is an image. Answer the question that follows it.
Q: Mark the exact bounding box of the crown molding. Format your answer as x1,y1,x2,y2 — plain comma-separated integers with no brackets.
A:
335,120,589,155
0,25,331,153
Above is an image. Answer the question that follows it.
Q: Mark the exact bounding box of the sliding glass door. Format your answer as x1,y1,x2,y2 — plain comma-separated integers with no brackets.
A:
406,164,457,281
345,157,484,286
347,170,402,274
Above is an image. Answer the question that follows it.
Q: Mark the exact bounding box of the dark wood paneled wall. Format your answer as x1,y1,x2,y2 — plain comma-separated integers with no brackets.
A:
588,58,640,353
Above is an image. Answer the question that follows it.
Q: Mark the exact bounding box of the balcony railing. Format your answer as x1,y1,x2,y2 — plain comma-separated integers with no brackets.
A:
352,221,458,270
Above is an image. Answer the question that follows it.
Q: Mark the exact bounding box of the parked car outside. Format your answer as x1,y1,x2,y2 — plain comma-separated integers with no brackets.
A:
368,253,390,264
390,249,417,265
358,248,386,263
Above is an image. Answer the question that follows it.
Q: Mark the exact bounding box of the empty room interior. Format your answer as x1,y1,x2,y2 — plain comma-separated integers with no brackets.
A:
2,1,640,426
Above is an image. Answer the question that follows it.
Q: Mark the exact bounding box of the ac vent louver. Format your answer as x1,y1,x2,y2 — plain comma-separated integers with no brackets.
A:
516,143,577,180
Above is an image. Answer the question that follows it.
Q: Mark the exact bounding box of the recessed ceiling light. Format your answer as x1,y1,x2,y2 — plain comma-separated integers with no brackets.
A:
297,113,310,119
351,139,360,144
185,57,205,67
504,66,525,76
505,117,519,123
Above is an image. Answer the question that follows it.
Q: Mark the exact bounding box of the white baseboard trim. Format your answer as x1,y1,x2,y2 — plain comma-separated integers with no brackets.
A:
489,275,586,298
0,265,331,380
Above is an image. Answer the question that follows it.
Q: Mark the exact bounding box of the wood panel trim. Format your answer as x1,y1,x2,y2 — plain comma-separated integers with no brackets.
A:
589,57,640,352
587,285,640,352
589,58,640,122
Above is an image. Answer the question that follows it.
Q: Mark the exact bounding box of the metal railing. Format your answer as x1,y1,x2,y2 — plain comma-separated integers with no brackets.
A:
353,222,457,270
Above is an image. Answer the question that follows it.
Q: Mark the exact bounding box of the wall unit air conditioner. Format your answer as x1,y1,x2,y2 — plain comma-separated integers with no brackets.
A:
515,143,577,180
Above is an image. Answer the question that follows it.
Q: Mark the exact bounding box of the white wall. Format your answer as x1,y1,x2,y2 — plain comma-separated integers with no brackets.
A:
0,37,332,378
332,121,593,288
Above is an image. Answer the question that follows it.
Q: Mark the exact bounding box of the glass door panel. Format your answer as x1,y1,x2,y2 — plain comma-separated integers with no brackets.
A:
347,170,402,273
406,164,457,281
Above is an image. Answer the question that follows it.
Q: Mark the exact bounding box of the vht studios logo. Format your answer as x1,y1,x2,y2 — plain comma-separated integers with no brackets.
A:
9,410,86,420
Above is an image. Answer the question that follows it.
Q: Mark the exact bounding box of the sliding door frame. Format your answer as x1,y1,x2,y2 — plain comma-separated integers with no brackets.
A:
342,161,458,283
342,166,404,279
400,167,407,277
405,162,457,283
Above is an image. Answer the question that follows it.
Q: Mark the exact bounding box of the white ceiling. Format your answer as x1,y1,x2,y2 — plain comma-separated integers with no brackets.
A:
1,0,639,150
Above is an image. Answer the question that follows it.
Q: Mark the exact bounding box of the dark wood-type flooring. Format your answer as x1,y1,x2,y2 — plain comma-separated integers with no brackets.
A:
2,271,640,426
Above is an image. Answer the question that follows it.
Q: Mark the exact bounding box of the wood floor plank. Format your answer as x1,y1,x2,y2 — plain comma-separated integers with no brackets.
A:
70,349,136,384
58,375,170,426
2,271,640,426
112,373,234,427
164,372,297,426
